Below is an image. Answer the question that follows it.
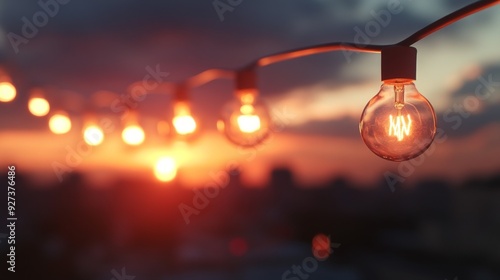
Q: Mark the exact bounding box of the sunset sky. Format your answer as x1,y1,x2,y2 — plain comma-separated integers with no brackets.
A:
0,0,499,188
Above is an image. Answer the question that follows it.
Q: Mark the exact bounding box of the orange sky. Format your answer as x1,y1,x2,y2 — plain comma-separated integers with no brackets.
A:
2,122,500,188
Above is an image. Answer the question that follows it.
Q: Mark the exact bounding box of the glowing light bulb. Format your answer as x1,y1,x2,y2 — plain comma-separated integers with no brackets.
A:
360,46,436,161
83,125,104,146
173,115,197,135
154,157,177,182
237,105,261,133
122,125,145,146
172,101,198,137
28,97,50,117
360,81,436,161
220,95,271,147
49,112,72,134
0,82,16,102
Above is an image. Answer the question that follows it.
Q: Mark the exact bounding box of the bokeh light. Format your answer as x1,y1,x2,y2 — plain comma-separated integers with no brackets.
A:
0,82,16,102
237,114,261,133
237,104,261,133
173,115,197,135
83,125,105,146
122,125,145,146
49,112,72,135
312,233,331,261
28,97,50,117
154,157,177,182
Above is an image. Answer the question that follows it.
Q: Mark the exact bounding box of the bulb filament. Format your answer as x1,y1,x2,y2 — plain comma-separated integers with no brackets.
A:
388,113,412,141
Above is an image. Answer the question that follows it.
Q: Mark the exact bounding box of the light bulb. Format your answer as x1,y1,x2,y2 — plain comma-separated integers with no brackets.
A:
172,101,198,136
83,125,104,146
360,81,436,161
28,97,50,117
0,82,16,102
49,112,72,134
154,157,177,182
237,104,261,133
122,125,145,146
219,93,271,147
360,46,436,161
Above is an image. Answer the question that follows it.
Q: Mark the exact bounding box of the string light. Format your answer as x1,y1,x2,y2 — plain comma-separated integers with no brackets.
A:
122,125,145,146
0,81,16,103
360,46,436,161
171,85,198,138
28,88,51,117
83,124,105,146
219,68,272,147
154,157,177,182
49,111,72,135
28,97,50,117
5,0,499,161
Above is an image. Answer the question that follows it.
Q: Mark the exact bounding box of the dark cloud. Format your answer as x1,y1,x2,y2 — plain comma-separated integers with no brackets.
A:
439,64,500,138
449,64,500,100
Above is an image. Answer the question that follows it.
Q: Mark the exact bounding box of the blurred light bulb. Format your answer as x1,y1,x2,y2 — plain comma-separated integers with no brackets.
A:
154,157,177,182
237,105,261,133
49,112,72,134
122,125,145,146
172,101,198,136
83,125,104,146
0,82,16,102
220,94,271,147
173,115,197,135
360,81,436,161
28,97,50,117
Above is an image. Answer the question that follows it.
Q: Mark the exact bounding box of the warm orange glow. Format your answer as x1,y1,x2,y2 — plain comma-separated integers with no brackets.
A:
312,233,331,261
28,97,50,117
157,120,170,136
237,104,261,133
0,82,16,102
173,102,197,136
388,113,412,141
49,113,72,134
216,119,225,132
237,115,261,133
173,115,197,135
154,157,177,182
83,125,104,146
122,125,145,146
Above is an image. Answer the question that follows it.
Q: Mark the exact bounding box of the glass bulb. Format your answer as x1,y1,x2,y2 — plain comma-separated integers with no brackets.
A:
359,81,436,161
219,96,271,147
